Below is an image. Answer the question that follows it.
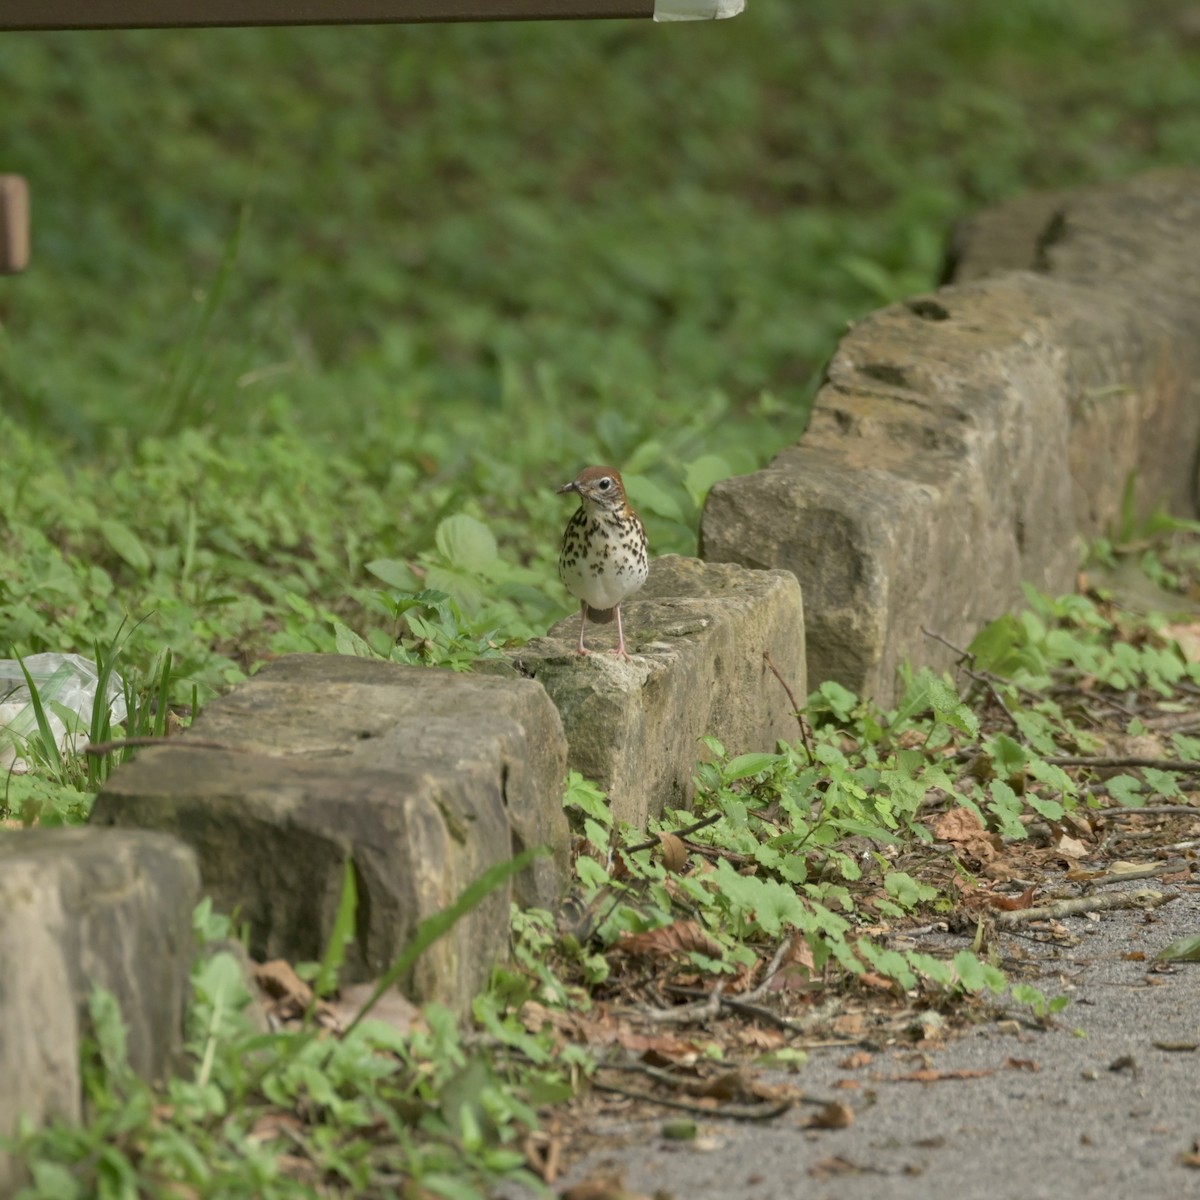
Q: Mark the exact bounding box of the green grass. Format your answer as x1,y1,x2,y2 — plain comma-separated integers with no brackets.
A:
3,0,1200,694
4,7,1200,1188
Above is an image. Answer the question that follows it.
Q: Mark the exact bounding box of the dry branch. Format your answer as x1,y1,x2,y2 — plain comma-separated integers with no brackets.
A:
994,888,1176,926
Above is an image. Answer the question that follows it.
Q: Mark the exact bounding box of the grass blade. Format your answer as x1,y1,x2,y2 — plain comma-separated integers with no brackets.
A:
345,847,547,1036
314,859,358,1000
14,653,63,775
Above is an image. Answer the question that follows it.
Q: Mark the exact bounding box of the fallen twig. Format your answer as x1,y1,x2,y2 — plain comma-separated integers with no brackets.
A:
85,735,232,756
591,1079,793,1122
597,1059,839,1107
629,984,725,1025
1075,860,1190,886
995,888,1176,926
1048,755,1200,771
661,984,806,1037
625,811,722,855
763,650,814,761
921,627,1042,706
1100,804,1200,818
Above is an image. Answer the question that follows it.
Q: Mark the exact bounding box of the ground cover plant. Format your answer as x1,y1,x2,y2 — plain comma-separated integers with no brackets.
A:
11,532,1200,1196
3,1,1200,706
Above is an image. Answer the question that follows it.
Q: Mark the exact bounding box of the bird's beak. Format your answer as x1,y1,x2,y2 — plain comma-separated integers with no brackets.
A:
557,481,579,495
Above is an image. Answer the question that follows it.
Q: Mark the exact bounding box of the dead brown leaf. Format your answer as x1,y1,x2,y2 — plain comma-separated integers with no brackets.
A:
1053,834,1089,860
989,885,1037,912
767,937,817,992
891,1068,994,1083
657,832,689,874
740,1025,786,1051
246,1110,306,1145
613,920,722,962
838,1051,873,1069
933,807,1004,862
614,1030,701,1063
561,1173,653,1200
832,1012,865,1038
808,1155,861,1179
1005,1057,1040,1072
254,959,313,1019
857,971,898,992
805,1101,855,1130
326,981,422,1037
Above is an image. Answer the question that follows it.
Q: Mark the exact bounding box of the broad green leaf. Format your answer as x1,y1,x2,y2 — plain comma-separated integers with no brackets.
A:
99,519,152,574
1154,935,1200,962
623,473,684,522
1026,794,1065,821
1105,774,1144,807
365,558,421,591
884,871,936,908
953,952,1005,993
1141,767,1181,798
856,939,916,990
333,621,374,657
907,951,954,987
682,454,732,506
815,680,857,721
724,752,777,781
987,779,1026,840
435,514,498,572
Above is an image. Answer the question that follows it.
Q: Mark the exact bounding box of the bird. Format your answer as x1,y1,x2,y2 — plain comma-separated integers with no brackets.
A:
557,465,649,659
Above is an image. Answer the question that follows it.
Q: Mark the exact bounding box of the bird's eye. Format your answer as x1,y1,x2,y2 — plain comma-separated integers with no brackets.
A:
598,478,612,490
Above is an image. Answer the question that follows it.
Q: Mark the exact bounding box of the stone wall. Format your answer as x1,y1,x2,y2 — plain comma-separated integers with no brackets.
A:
3,171,1199,1185
702,169,1200,704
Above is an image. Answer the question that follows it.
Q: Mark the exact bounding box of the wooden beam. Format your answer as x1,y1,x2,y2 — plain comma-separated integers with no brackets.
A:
0,177,29,275
0,0,657,30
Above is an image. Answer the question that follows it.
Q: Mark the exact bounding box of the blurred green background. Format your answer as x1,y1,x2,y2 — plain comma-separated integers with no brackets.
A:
2,0,1199,698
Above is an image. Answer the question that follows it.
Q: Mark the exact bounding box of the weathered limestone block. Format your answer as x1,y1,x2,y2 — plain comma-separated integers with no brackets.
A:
92,655,570,1008
703,172,1200,705
0,829,198,1196
504,555,805,829
946,168,1200,521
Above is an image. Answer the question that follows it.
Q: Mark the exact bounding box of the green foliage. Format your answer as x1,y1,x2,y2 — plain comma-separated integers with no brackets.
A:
2,0,1199,701
9,855,554,1200
1,631,185,827
969,587,1194,743
550,692,1042,1000
336,588,509,672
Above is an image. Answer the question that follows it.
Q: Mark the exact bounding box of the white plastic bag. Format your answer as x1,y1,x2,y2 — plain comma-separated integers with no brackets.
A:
0,653,127,773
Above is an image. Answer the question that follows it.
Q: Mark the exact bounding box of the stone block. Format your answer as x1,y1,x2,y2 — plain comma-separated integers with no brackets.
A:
946,167,1200,520
92,655,570,1009
505,555,805,829
703,172,1200,706
0,828,199,1195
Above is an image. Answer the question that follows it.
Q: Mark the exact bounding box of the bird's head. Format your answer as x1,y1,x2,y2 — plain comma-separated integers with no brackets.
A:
557,466,629,512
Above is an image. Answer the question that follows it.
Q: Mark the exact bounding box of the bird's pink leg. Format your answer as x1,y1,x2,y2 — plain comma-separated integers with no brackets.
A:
576,602,590,655
611,604,631,660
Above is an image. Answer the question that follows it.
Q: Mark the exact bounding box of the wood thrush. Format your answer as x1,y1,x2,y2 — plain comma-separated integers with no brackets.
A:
557,465,648,659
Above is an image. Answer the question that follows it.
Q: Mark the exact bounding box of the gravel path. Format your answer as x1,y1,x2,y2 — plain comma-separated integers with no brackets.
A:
538,881,1200,1200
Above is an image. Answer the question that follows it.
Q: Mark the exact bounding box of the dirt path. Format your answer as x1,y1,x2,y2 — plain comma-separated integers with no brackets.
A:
519,878,1200,1200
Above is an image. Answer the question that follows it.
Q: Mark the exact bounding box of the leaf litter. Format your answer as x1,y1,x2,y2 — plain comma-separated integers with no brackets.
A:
521,572,1200,1190
175,567,1200,1197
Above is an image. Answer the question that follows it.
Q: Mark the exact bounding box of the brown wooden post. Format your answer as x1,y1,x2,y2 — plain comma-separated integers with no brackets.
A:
0,1,661,30
0,0,741,29
0,176,29,275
